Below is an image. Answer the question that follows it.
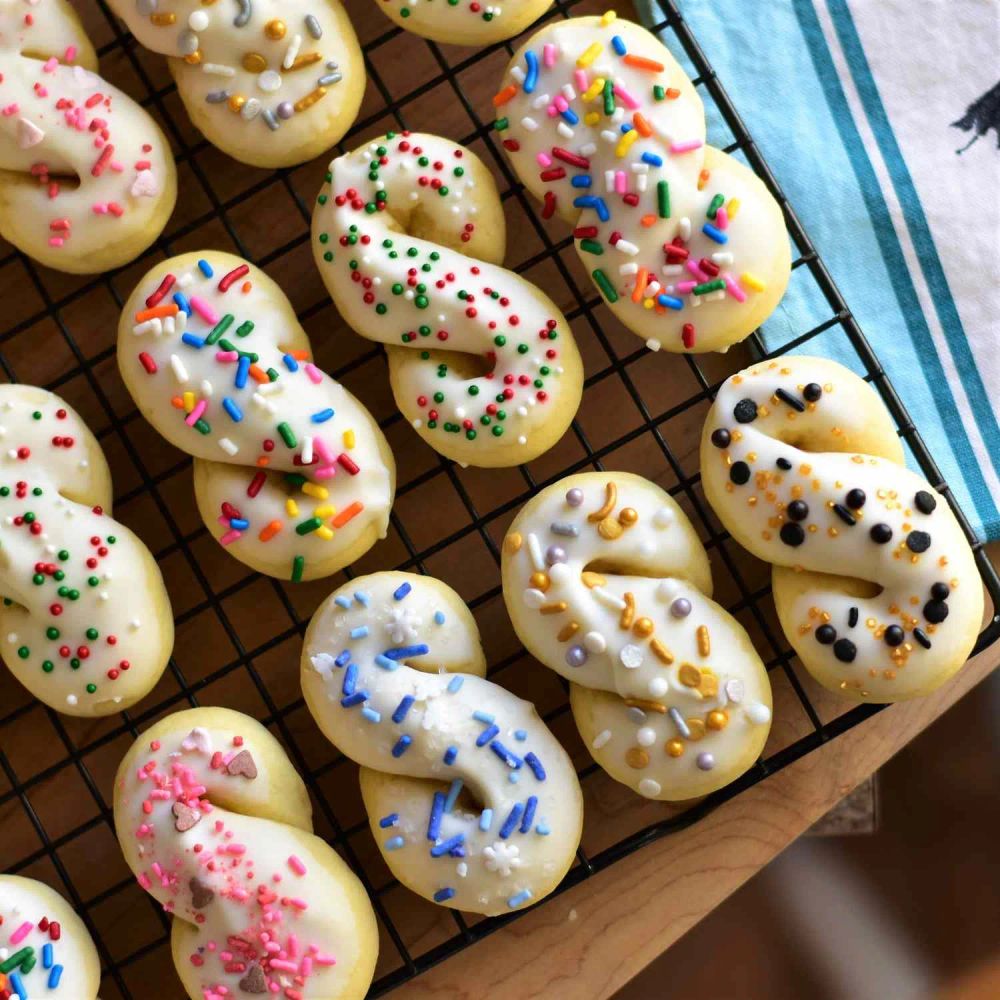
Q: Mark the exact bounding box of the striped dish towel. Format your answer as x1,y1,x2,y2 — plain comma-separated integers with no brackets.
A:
637,0,1000,540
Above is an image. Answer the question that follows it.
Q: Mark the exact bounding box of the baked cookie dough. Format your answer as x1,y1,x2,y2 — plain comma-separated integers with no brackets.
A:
376,0,553,46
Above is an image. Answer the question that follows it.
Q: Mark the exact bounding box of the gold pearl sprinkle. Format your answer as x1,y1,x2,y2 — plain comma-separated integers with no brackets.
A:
707,709,728,730
619,506,638,527
665,739,684,758
264,18,287,40
625,747,650,769
529,571,549,592
227,94,247,113
633,617,654,638
242,52,268,73
504,532,522,555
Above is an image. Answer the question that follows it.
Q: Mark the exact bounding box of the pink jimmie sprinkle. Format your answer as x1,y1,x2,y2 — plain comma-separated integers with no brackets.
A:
189,295,219,326
715,207,729,230
48,237,65,248
536,151,552,168
313,465,337,481
554,95,569,113
670,139,704,154
286,898,308,911
686,259,709,282
219,529,242,546
676,280,697,294
92,203,108,215
613,85,640,110
185,400,207,426
215,350,239,362
269,959,297,973
2,104,19,116
614,171,627,195
573,69,589,92
543,43,556,67
42,57,58,73
300,956,313,977
723,273,747,302
9,921,33,946
65,45,77,61
288,855,307,876
137,872,152,890
304,363,322,385
313,953,337,967
313,437,334,464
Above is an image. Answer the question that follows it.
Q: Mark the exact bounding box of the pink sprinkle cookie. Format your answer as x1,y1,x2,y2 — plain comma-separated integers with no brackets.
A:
0,0,176,273
113,707,379,1000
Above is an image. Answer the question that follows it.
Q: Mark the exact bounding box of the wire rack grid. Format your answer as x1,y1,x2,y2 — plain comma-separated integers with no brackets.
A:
0,0,997,996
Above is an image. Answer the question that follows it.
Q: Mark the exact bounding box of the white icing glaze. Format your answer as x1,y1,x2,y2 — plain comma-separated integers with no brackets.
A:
301,572,583,915
312,131,584,468
502,472,772,800
701,356,983,702
0,876,100,998
117,251,395,582
106,0,364,168
377,0,553,46
0,0,176,273
113,707,378,1000
0,385,173,717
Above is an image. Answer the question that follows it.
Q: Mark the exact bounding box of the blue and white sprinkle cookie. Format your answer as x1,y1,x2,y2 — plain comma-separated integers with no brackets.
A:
301,572,583,916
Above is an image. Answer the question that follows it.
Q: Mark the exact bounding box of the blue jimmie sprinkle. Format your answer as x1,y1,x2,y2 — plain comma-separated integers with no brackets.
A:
354,591,371,606
611,34,627,55
382,644,429,660
476,724,500,747
350,626,369,639
181,332,205,349
172,291,191,314
235,355,250,388
620,122,633,133
229,518,249,531
520,796,538,833
427,791,446,839
375,654,400,671
499,802,525,839
222,397,243,422
507,889,533,909
391,734,412,757
342,661,358,696
641,151,664,167
571,174,593,188
334,594,353,609
443,778,463,813
282,353,299,372
443,746,458,765
573,195,610,222
433,887,455,903
334,650,351,668
379,813,399,828
340,691,367,708
560,106,579,125
385,835,404,850
703,222,728,244
535,821,551,836
657,294,684,310
473,710,495,724
393,581,412,600
361,707,381,723
49,964,64,989
434,610,446,625
392,695,415,723
514,730,528,742
524,752,546,781
311,408,335,423
42,942,53,969
524,49,539,94
10,972,27,997
447,676,464,693
430,833,465,857
490,741,523,769
198,259,214,277
479,808,493,832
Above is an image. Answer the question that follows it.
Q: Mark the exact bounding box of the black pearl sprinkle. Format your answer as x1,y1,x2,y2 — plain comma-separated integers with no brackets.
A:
914,490,937,514
815,624,836,644
734,399,758,424
833,638,857,662
776,457,792,470
711,428,731,449
803,382,823,402
832,503,857,526
730,461,751,485
906,530,931,553
780,522,805,546
884,625,904,647
913,628,932,649
930,582,950,601
923,600,949,624
870,523,893,544
846,488,866,509
787,499,809,521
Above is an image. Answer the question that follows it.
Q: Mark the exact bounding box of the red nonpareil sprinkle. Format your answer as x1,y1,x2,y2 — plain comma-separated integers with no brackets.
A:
218,264,250,293
138,352,157,374
91,143,114,177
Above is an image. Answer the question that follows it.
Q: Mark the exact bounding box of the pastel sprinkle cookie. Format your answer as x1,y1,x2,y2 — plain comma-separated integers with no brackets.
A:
117,252,395,582
0,384,173,717
0,875,101,999
113,706,379,1000
301,572,583,915
0,0,177,273
495,14,791,352
313,130,584,468
501,472,772,800
106,0,364,168
376,0,553,46
701,357,983,702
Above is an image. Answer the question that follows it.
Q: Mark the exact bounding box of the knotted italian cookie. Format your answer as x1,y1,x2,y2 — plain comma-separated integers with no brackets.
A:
312,130,584,468
0,0,176,273
0,384,173,717
494,14,790,352
114,707,378,1000
117,252,395,582
501,472,772,801
301,572,583,915
0,876,101,999
701,357,984,702
106,0,364,168
376,0,553,46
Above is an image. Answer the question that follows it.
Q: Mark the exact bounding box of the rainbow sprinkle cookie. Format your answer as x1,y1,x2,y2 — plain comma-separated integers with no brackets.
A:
501,472,772,800
701,357,983,702
0,876,101,999
0,384,173,717
116,251,395,583
106,0,365,168
301,572,583,915
312,130,584,468
377,0,553,46
113,707,378,1000
494,14,791,352
0,0,176,273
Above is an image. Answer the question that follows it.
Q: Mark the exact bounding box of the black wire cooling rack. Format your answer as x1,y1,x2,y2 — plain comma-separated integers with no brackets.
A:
2,0,998,996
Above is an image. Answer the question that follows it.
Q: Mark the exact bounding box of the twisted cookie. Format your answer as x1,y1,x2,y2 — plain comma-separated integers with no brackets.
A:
0,0,176,273
501,472,772,800
113,706,378,1000
117,251,395,581
701,357,983,701
494,14,790,352
302,572,583,915
0,384,173,716
312,131,584,467
107,0,364,168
